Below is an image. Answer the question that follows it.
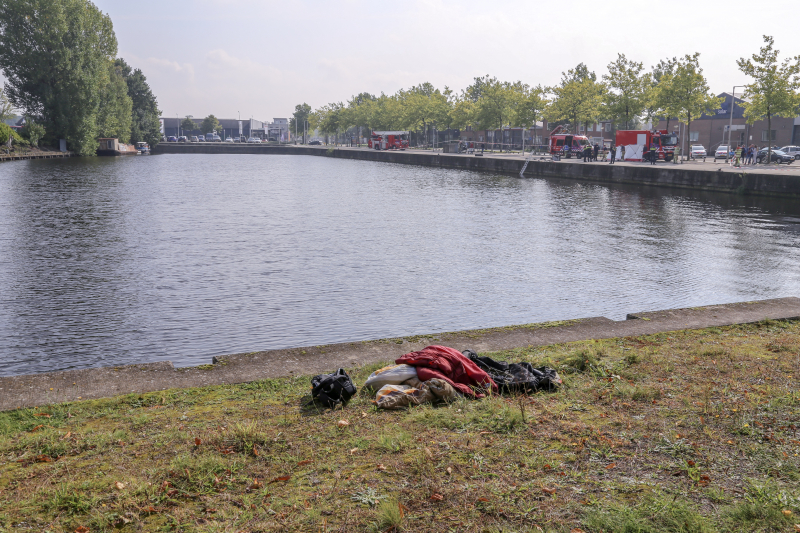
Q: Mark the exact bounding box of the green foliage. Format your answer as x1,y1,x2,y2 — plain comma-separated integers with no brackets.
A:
0,0,118,156
180,116,196,134
200,114,221,134
737,35,800,162
114,58,162,147
603,53,649,130
20,117,45,147
290,102,312,140
96,62,133,142
654,53,721,149
0,122,15,145
0,87,15,121
546,64,605,133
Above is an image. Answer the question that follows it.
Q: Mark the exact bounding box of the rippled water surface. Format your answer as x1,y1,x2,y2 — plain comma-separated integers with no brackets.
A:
1,154,799,375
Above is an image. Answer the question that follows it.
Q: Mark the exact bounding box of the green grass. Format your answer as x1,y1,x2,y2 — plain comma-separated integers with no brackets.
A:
0,320,798,531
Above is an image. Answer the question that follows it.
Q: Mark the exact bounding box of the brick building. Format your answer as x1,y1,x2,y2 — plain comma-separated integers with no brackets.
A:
656,93,800,151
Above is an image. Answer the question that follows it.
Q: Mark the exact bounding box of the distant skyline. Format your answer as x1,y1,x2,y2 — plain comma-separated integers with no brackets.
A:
3,0,799,121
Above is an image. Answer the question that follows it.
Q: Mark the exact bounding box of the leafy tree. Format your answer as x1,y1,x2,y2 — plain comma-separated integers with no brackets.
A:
510,84,549,148
0,0,118,156
290,102,312,142
180,117,197,135
469,76,515,133
401,83,449,146
647,57,680,130
0,87,15,121
200,115,221,135
656,54,721,156
737,35,800,163
603,54,648,130
20,117,45,147
546,66,605,134
114,58,161,147
96,62,133,142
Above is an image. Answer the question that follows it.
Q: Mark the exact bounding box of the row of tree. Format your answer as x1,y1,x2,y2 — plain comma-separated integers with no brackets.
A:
0,0,162,156
300,36,799,149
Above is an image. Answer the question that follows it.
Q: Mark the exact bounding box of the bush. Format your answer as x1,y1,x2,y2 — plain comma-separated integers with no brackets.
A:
0,122,14,145
20,118,45,147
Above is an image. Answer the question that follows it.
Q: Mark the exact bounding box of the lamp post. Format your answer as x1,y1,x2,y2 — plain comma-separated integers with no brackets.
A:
176,113,179,137
726,85,744,162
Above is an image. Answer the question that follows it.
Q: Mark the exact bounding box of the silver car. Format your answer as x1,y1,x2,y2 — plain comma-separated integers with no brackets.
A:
780,146,800,160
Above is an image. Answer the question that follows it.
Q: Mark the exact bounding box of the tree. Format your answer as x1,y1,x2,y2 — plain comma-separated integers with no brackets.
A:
114,58,161,147
737,35,800,164
648,57,680,130
0,87,15,122
289,103,312,143
656,54,721,158
602,54,648,130
0,0,118,156
546,66,605,135
20,117,45,147
96,62,133,142
180,117,197,135
200,115,221,135
510,84,549,149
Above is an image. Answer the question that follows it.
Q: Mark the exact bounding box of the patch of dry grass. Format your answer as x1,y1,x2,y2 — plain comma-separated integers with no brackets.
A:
0,320,799,532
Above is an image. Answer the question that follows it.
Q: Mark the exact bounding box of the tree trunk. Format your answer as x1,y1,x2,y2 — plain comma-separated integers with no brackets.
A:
766,112,772,165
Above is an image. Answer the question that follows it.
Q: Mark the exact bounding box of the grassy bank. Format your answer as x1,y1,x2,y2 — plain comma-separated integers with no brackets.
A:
1,320,799,532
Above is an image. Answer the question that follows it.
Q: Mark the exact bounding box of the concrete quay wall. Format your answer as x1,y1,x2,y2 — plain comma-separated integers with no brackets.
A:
152,143,800,197
2,297,799,411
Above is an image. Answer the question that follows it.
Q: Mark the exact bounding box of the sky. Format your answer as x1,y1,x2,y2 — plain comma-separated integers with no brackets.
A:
4,0,800,121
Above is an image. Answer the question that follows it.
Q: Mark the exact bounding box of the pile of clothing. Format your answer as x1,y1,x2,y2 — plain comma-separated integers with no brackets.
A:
366,345,561,410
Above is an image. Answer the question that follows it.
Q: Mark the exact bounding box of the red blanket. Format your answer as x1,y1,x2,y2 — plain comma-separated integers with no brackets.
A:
396,345,497,398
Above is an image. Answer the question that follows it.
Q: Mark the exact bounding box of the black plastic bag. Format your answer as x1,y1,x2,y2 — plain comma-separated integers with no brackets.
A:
463,350,561,393
311,368,357,408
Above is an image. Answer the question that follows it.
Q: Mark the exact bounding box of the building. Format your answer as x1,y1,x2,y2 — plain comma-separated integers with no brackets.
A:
159,117,280,140
656,93,800,151
2,116,25,131
267,118,289,142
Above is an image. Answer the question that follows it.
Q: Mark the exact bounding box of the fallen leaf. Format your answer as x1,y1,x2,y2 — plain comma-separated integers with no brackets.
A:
249,479,262,490
605,463,616,470
166,489,178,497
424,447,433,460
793,524,800,532
399,502,407,518
74,527,89,533
477,497,490,502
687,460,696,467
269,475,291,483
542,487,557,495
194,438,202,446
337,420,349,428
700,474,711,481
446,467,452,475
783,509,793,517
34,413,51,417
361,411,368,418
61,431,72,440
349,448,358,455
430,493,444,501
114,481,125,490
35,455,52,463
253,444,259,456
30,425,44,432
376,464,387,471
571,529,586,533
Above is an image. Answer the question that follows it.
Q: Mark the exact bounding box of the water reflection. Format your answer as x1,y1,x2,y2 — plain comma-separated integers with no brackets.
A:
1,155,798,375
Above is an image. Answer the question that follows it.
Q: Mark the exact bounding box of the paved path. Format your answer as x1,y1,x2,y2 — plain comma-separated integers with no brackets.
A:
1,297,798,411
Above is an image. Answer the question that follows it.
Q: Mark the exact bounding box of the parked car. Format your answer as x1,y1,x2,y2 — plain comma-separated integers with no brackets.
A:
190,136,199,142
246,137,262,143
780,146,800,160
713,145,729,161
756,149,794,164
167,136,178,142
178,136,188,143
690,145,706,159
225,137,235,143
308,140,322,145
211,134,221,142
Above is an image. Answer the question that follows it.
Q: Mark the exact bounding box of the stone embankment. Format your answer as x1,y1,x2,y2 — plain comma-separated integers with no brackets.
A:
0,150,73,162
2,297,799,411
153,143,800,197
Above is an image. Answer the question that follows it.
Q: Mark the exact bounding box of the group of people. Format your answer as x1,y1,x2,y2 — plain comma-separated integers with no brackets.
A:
731,145,759,167
582,143,601,162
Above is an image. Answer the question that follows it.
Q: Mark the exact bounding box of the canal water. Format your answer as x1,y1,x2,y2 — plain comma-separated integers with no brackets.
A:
1,154,799,376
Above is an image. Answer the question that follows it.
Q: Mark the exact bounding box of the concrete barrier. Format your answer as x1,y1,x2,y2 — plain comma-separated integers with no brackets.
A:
152,143,800,197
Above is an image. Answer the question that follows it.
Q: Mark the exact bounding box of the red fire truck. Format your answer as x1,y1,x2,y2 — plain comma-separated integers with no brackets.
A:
614,129,679,162
548,126,591,158
368,131,409,150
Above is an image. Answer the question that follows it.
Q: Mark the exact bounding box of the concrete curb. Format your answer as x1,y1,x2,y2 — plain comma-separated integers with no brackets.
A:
2,297,798,411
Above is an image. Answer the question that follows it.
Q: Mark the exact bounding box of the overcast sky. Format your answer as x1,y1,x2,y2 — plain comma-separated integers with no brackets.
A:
6,0,800,121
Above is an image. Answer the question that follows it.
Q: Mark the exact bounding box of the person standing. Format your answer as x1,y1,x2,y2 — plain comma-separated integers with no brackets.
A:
609,143,616,164
673,145,681,164
649,142,657,165
593,143,599,162
734,145,742,168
